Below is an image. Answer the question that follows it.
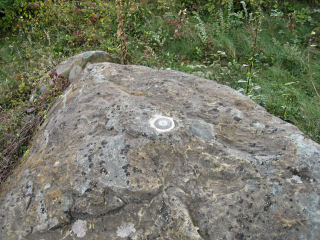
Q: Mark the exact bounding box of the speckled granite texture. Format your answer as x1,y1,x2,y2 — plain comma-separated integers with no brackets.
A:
0,51,319,240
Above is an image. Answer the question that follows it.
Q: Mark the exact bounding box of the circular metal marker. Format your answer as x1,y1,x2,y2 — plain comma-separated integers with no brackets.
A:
154,118,173,130
149,115,175,133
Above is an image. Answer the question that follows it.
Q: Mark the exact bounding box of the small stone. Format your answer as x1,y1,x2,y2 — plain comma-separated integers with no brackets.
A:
72,220,87,238
116,222,136,238
25,107,36,114
287,175,303,184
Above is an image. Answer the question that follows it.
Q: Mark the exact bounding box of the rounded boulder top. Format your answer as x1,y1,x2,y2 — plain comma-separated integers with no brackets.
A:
0,51,319,240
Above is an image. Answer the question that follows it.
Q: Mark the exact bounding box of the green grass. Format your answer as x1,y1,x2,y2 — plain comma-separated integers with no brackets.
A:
0,0,319,183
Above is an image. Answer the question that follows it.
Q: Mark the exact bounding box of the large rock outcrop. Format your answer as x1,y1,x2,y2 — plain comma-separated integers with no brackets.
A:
0,51,319,240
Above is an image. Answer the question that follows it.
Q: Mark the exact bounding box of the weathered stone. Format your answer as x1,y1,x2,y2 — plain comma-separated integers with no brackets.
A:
0,51,319,240
56,50,120,79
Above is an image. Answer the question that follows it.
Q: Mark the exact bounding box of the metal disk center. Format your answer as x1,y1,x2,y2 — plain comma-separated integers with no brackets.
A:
154,118,172,130
149,115,175,133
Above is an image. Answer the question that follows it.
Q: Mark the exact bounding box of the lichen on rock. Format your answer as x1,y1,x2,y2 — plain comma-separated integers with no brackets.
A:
0,51,319,240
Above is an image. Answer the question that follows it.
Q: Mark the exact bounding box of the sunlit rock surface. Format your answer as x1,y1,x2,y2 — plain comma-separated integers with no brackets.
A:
0,51,319,240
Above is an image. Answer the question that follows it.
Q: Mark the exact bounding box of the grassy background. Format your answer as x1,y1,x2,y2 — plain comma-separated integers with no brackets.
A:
0,0,319,183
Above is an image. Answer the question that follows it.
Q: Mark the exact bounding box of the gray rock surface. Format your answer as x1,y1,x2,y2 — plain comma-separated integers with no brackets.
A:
0,51,319,240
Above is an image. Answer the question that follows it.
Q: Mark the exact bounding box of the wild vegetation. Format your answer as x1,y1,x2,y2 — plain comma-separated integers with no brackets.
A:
0,0,319,183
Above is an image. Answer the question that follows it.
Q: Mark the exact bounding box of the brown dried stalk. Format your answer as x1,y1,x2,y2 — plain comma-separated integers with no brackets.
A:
307,38,320,98
116,0,129,64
